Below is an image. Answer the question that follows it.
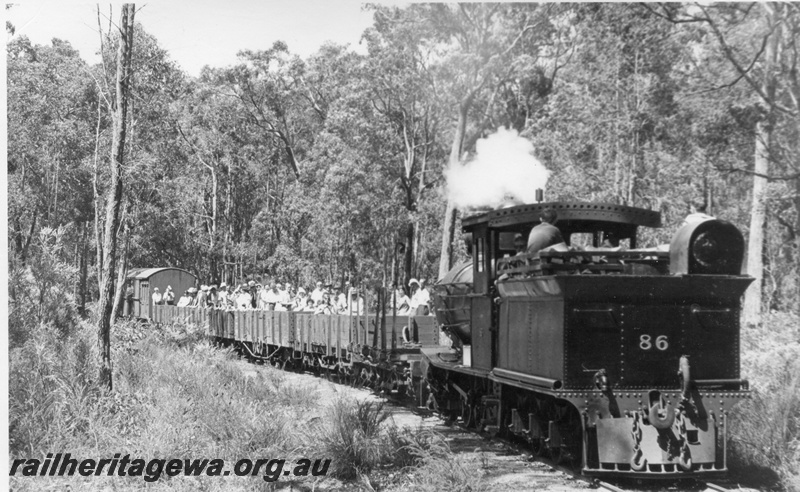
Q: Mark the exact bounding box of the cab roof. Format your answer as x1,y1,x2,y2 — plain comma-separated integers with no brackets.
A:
461,201,661,238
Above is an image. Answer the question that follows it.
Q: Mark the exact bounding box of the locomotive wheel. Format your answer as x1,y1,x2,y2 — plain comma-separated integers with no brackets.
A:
405,376,417,404
460,401,474,428
528,417,546,456
549,443,580,466
530,437,545,457
548,445,566,465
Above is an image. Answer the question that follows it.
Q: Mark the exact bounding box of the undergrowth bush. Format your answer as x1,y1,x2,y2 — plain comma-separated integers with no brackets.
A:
8,233,484,490
312,398,392,479
382,428,486,492
9,316,321,491
730,312,800,491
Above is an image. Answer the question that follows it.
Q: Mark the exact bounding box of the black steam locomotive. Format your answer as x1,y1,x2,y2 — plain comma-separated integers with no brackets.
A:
425,201,751,477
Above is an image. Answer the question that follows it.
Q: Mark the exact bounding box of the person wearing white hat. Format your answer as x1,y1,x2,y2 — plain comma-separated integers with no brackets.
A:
408,278,430,315
236,284,253,310
414,279,431,315
277,282,292,310
217,282,229,308
151,287,163,306
331,286,345,314
178,287,194,307
310,281,325,304
163,285,175,305
294,287,309,311
407,279,420,310
346,288,364,315
193,285,208,308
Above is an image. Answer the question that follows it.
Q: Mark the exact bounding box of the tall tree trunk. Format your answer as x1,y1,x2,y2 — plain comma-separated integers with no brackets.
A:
223,160,233,284
438,102,470,279
20,211,37,267
110,219,130,321
743,121,770,325
94,92,105,286
794,175,800,314
96,4,135,390
404,222,414,287
78,221,89,316
743,5,780,326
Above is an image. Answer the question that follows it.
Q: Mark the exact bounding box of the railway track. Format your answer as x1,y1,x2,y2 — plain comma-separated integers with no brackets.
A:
236,344,741,492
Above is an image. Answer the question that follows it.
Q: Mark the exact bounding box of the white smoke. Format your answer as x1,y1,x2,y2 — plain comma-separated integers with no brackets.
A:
446,128,549,209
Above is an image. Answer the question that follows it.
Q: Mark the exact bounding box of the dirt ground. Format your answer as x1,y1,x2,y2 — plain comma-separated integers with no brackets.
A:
239,361,592,492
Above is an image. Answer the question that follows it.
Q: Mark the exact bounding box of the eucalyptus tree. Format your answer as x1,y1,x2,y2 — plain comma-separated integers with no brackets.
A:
96,3,135,389
650,2,800,320
421,3,567,278
7,36,98,266
363,6,448,286
526,3,707,242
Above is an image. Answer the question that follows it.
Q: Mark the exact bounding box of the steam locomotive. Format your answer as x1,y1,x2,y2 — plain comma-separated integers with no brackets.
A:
148,199,751,479
426,201,752,477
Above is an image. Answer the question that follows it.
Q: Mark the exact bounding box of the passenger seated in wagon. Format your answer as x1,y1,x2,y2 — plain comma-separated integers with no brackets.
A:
177,288,195,307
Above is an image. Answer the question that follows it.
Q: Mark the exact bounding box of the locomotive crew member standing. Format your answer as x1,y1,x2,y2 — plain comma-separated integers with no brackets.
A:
526,208,565,257
408,279,431,315
415,279,432,315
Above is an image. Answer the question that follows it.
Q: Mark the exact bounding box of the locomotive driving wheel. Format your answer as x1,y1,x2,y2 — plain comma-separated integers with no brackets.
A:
460,399,475,428
547,401,582,467
528,417,546,457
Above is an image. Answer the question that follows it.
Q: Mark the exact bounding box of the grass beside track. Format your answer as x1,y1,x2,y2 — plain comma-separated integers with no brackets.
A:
9,318,486,491
9,312,798,491
728,313,800,492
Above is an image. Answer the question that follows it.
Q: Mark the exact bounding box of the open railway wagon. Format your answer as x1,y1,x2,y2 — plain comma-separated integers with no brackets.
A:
425,201,752,478
152,297,440,405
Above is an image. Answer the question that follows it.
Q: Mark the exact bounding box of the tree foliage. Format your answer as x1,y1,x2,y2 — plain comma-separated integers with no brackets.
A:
6,2,799,316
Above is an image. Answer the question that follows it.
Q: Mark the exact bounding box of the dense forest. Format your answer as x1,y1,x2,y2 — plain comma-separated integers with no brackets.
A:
7,3,800,329
8,5,800,489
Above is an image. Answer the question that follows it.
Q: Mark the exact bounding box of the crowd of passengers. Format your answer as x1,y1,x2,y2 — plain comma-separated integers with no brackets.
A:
149,278,433,316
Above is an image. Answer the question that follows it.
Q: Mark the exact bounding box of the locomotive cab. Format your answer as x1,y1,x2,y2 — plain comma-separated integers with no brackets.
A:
428,201,753,477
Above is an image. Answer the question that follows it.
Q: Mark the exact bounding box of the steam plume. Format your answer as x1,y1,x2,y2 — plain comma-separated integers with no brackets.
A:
446,128,549,209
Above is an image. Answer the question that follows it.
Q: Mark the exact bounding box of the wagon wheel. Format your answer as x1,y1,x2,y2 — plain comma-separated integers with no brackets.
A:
441,408,457,424
388,371,400,394
402,374,416,404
